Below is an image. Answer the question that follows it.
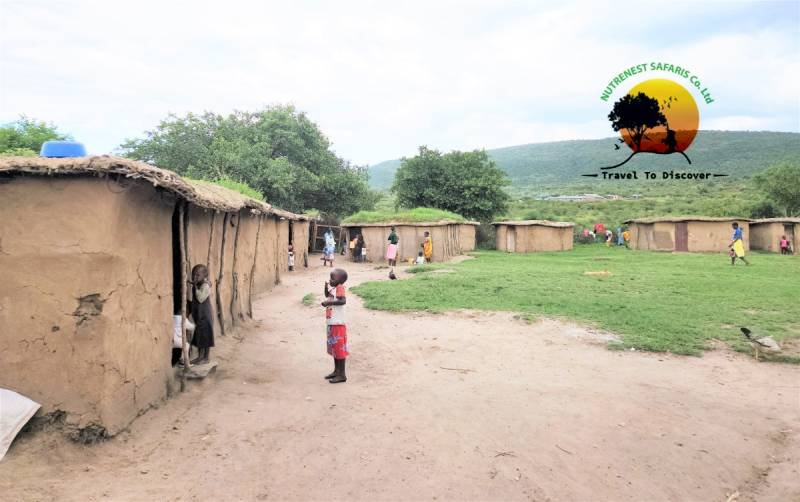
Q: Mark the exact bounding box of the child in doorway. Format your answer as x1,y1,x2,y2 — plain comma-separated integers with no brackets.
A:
780,235,790,255
288,245,295,271
322,268,349,383
188,264,214,364
415,251,425,265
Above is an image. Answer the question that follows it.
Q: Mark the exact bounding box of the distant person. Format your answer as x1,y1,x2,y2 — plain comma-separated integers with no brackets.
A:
622,228,631,248
616,227,624,246
349,236,357,260
780,235,791,255
322,229,336,267
354,234,364,262
594,222,606,236
728,222,749,266
422,231,433,263
588,230,596,242
605,228,613,247
415,251,425,265
188,264,214,365
288,245,295,271
322,268,349,384
386,226,399,267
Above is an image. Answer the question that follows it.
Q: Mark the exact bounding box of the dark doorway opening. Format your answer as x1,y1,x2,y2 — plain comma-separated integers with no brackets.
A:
288,220,294,246
171,203,182,315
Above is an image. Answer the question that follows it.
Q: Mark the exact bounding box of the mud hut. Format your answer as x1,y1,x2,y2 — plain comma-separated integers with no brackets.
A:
341,210,478,263
493,220,575,252
750,218,799,254
0,156,310,438
625,217,749,252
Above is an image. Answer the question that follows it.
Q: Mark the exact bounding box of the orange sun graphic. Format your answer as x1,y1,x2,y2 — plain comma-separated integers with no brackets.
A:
619,78,699,154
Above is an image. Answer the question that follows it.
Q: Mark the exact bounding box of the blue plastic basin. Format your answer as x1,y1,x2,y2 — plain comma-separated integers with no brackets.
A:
40,140,87,158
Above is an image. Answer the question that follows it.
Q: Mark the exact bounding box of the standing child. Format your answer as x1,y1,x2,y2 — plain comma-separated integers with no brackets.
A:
780,235,790,255
288,245,295,271
605,229,613,247
322,268,349,383
188,264,215,365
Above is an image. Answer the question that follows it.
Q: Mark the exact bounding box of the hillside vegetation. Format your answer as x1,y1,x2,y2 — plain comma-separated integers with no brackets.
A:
369,131,800,190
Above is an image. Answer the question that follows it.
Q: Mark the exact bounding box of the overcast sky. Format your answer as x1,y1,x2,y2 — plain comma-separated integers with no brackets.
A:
1,0,798,165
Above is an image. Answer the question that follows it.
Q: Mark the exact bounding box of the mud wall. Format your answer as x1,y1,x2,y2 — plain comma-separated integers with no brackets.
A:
687,221,748,253
276,219,290,275
0,177,174,436
253,217,280,292
346,224,465,263
496,225,573,252
495,225,508,252
291,220,310,267
459,224,477,252
749,223,795,253
629,222,675,251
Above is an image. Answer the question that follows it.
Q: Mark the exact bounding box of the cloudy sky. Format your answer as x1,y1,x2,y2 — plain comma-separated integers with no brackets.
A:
1,0,798,165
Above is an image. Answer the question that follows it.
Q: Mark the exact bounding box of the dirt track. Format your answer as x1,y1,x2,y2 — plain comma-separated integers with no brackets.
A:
1,258,799,501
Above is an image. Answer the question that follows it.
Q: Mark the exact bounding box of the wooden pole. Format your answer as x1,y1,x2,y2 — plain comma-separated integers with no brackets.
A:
179,201,190,391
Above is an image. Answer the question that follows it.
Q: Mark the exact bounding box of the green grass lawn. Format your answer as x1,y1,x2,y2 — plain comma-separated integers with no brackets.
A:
352,245,800,358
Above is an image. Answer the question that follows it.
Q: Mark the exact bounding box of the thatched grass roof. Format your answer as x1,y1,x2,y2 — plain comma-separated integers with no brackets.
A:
341,208,477,227
492,220,575,228
0,155,308,219
751,217,800,224
625,216,751,224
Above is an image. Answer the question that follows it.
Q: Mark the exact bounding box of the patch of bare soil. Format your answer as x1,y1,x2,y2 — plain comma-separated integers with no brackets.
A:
1,258,798,501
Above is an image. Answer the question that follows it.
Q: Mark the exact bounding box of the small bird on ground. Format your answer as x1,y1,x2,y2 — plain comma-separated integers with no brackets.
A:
389,269,397,280
740,327,781,361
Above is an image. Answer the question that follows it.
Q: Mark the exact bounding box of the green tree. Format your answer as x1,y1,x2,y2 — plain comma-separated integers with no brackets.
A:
0,116,71,156
392,146,509,221
753,162,800,216
119,105,377,218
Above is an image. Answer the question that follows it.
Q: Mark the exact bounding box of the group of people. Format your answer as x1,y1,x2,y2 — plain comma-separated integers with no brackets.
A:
581,224,630,247
385,226,433,266
349,234,366,262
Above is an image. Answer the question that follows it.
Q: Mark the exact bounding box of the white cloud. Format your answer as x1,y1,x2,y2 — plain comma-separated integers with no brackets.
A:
1,0,797,165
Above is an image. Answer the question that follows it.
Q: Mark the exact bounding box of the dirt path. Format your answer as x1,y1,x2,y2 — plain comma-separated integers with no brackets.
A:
2,259,799,501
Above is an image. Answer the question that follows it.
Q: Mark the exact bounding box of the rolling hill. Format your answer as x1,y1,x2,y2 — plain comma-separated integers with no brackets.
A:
368,131,800,190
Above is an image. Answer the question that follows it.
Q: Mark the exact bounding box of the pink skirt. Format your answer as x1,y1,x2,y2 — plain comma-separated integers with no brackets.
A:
386,243,398,260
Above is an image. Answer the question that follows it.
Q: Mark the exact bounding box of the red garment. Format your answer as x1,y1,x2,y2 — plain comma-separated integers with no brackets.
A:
326,325,348,359
594,223,606,234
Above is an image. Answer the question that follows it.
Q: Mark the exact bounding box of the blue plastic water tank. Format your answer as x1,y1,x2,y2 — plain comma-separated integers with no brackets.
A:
40,140,87,158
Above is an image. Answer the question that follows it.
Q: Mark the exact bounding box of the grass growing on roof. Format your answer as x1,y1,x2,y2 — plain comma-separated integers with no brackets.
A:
187,176,264,201
342,207,467,225
352,246,800,358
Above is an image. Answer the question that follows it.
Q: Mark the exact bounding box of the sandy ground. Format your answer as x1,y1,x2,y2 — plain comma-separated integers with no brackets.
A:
1,258,799,501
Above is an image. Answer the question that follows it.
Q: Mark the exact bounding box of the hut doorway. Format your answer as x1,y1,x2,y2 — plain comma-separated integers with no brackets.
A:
288,220,294,246
506,227,516,252
170,204,183,315
675,222,689,251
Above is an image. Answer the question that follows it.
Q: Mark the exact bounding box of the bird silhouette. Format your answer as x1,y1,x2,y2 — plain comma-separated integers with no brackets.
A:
614,143,620,150
740,327,781,361
389,269,397,280
617,138,625,143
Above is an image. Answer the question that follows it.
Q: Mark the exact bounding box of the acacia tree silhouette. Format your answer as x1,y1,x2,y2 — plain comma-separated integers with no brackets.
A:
603,91,691,170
